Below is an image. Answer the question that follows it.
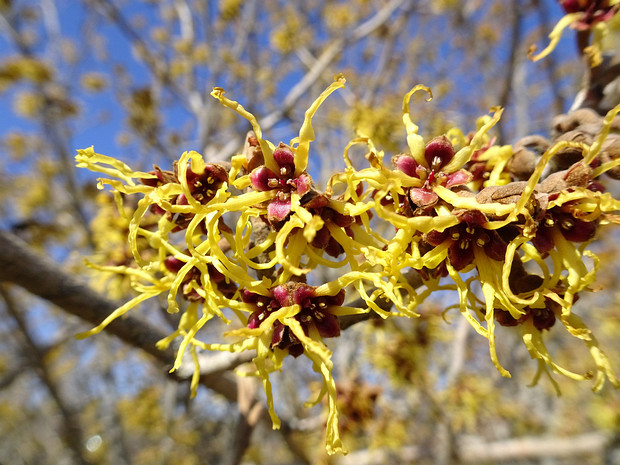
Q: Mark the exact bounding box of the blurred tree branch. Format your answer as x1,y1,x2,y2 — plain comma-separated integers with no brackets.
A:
336,431,614,464
0,229,242,402
0,284,94,465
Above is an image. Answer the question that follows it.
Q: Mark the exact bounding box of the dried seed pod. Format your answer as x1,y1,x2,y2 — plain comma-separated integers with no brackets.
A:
551,129,592,170
539,161,592,194
489,181,530,205
600,134,620,179
551,108,602,137
505,154,535,181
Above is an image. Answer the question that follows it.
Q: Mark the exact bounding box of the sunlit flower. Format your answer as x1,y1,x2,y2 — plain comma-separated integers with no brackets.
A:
243,282,344,357
210,76,347,277
195,279,357,455
140,159,229,231
393,135,472,209
75,82,620,456
249,143,312,224
424,209,508,271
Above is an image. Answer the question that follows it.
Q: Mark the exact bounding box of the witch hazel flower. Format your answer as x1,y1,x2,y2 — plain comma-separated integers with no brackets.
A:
203,280,351,454
243,282,344,357
393,135,473,209
387,86,502,213
423,209,508,271
141,158,229,230
249,143,313,224
211,76,345,226
531,205,597,255
210,77,347,278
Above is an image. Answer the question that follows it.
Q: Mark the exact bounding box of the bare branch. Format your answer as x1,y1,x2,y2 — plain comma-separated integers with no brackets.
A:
336,432,613,464
458,431,611,462
0,230,240,402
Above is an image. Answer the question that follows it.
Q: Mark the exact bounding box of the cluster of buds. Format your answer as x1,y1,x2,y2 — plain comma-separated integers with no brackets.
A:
76,71,620,454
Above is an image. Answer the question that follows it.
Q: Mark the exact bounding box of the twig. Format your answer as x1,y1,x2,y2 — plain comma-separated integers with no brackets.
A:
228,377,264,465
497,2,523,143
458,431,611,462
336,432,612,464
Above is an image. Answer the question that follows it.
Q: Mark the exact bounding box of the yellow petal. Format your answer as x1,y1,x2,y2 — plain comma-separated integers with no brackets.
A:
210,87,278,173
528,13,583,62
295,74,346,175
402,85,432,167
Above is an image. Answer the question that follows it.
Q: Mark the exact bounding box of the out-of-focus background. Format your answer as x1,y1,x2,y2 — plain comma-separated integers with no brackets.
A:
1,0,620,464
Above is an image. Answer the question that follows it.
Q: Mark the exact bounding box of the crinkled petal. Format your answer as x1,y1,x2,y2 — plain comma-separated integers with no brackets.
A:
529,12,584,62
210,88,277,172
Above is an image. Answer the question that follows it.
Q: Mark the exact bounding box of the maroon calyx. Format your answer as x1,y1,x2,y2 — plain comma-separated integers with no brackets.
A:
532,207,597,255
424,210,507,271
244,283,345,357
392,136,472,210
249,143,314,225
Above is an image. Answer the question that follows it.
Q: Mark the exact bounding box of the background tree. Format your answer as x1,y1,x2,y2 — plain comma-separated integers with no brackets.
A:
1,0,620,464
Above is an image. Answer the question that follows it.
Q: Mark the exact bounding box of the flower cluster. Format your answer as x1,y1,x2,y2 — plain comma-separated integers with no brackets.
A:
76,75,620,454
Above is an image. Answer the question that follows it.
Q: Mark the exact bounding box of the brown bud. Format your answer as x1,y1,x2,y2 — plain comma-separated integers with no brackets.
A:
140,165,178,186
244,131,265,172
564,161,592,187
551,108,602,137
539,161,591,194
601,135,620,179
549,130,590,170
474,185,501,205
508,135,550,180
489,181,530,205
507,147,539,180
515,135,551,153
